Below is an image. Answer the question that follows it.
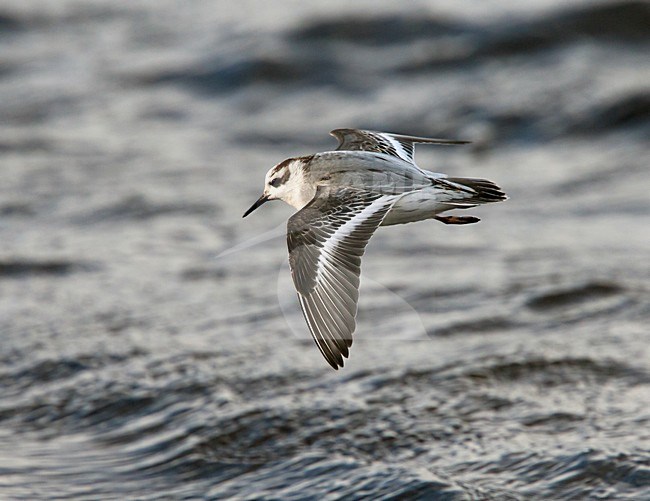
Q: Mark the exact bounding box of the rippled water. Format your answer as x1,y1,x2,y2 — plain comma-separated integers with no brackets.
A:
1,1,649,499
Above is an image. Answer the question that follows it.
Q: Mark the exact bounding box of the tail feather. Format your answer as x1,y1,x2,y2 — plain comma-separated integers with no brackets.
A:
444,177,507,204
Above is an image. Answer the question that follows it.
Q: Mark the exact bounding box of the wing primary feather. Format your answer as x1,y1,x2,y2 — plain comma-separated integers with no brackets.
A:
315,278,354,345
302,293,344,367
330,128,469,165
313,288,351,356
299,295,341,369
287,190,396,369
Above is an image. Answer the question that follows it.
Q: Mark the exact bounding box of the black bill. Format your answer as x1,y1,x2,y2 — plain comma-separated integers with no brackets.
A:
242,194,270,218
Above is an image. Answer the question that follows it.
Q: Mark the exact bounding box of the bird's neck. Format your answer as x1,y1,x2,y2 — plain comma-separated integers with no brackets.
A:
280,166,316,210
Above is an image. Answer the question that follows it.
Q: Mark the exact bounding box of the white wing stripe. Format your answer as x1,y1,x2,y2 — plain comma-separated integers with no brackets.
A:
384,134,412,164
315,197,393,283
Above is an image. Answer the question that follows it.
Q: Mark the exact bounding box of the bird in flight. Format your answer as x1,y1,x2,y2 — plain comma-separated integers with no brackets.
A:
243,128,507,369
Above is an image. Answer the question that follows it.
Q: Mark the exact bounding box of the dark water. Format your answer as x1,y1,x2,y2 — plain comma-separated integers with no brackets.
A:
1,1,649,499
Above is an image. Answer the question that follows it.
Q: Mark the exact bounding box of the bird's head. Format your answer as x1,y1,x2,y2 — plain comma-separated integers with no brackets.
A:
242,156,312,217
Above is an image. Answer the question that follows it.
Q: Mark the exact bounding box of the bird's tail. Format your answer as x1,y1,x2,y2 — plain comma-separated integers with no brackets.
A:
444,177,508,204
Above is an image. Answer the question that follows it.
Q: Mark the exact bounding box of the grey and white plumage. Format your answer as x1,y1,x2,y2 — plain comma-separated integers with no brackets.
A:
243,128,507,369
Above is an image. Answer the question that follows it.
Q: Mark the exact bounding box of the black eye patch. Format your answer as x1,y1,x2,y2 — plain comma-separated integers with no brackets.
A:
270,178,282,188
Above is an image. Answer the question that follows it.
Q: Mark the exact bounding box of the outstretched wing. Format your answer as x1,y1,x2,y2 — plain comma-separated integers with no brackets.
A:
287,187,397,369
330,128,469,165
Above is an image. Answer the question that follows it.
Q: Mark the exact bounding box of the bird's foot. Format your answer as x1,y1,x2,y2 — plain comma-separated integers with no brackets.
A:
434,215,480,225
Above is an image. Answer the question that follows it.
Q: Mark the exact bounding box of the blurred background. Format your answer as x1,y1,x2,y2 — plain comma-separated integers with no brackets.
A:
1,0,649,499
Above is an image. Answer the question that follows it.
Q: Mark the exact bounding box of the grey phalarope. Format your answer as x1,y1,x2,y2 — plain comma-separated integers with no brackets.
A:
243,128,507,369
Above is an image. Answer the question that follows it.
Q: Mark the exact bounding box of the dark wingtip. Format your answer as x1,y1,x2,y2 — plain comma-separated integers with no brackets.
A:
326,352,344,370
322,355,341,370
